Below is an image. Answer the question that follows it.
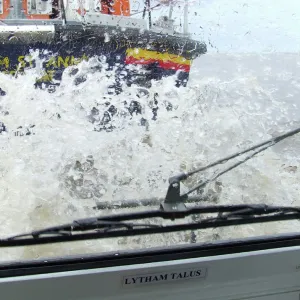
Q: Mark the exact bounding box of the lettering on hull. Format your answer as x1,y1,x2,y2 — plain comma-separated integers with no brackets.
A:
123,268,207,287
0,50,188,88
0,54,88,80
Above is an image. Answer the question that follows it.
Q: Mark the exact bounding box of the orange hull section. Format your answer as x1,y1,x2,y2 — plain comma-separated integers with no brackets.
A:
0,0,10,19
101,0,130,16
0,0,50,19
0,0,130,19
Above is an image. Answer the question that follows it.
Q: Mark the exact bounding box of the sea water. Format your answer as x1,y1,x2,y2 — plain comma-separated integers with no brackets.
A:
0,52,299,261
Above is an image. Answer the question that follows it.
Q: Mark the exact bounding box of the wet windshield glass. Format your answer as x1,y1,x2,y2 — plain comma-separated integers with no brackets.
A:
0,0,299,261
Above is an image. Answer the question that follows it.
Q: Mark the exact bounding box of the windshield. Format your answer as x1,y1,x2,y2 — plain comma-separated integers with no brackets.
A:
0,0,299,262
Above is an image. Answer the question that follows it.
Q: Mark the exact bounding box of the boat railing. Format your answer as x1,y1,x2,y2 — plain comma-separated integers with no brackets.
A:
0,0,190,37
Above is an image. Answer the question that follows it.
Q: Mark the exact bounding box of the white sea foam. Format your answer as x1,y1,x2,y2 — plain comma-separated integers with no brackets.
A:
0,52,299,261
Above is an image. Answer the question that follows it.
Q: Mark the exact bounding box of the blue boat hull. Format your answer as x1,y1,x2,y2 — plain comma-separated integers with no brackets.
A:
0,25,207,92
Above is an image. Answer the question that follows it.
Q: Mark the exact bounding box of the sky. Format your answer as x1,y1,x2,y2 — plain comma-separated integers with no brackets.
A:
146,0,300,52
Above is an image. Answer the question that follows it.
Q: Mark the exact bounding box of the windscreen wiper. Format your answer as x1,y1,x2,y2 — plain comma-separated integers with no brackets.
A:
1,126,300,247
2,204,300,247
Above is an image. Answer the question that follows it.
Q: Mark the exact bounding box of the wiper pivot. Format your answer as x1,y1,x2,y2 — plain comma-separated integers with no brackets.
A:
161,173,188,213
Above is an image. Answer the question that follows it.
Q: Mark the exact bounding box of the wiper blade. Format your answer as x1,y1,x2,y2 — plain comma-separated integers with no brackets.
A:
2,204,300,247
9,220,161,240
93,195,216,210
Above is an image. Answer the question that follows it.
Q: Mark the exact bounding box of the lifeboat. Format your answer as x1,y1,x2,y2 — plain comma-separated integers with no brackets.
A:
0,0,207,92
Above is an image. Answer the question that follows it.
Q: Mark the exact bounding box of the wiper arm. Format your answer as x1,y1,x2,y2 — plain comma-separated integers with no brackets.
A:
2,204,300,247
162,126,300,212
92,127,300,211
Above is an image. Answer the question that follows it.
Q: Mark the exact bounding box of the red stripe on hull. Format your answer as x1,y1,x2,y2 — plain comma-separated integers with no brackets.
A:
125,57,190,72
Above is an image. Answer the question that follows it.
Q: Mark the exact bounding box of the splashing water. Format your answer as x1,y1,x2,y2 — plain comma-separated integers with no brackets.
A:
0,52,300,261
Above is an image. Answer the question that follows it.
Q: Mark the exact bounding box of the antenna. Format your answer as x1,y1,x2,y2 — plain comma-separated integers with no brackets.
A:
168,2,173,19
183,0,188,35
142,0,152,28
